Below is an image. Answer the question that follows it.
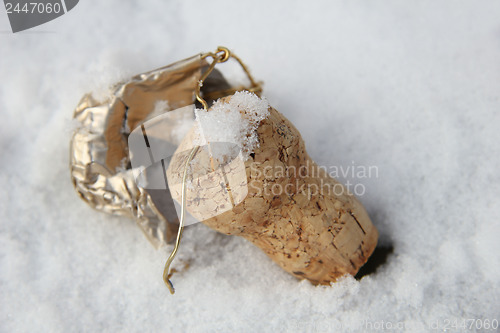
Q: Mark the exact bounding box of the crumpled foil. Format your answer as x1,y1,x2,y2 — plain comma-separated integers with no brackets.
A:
70,53,240,248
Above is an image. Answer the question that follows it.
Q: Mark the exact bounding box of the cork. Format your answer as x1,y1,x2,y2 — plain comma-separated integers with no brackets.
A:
167,96,378,285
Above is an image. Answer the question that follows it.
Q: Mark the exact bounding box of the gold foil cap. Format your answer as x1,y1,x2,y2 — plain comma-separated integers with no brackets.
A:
70,51,261,248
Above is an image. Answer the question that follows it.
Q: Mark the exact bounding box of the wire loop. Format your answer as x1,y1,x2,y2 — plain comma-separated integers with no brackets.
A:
163,46,261,294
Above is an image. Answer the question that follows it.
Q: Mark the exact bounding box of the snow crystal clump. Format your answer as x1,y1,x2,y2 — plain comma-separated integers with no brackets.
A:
194,91,269,161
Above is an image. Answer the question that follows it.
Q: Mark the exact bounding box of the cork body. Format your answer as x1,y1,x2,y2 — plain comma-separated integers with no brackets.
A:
169,99,378,285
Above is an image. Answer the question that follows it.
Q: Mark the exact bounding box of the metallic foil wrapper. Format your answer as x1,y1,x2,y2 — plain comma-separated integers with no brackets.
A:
70,53,248,248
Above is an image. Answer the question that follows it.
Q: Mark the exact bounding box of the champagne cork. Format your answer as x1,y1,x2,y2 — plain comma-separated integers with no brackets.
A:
168,94,378,285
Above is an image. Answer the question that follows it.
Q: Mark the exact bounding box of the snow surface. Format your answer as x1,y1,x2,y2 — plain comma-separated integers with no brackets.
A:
195,91,269,161
1,1,499,332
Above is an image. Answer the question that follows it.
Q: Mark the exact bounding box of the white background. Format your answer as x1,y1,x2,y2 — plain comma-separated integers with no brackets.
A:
1,1,499,332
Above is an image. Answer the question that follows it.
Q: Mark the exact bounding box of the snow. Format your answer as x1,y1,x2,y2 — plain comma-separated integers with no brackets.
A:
195,91,269,161
1,1,500,332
